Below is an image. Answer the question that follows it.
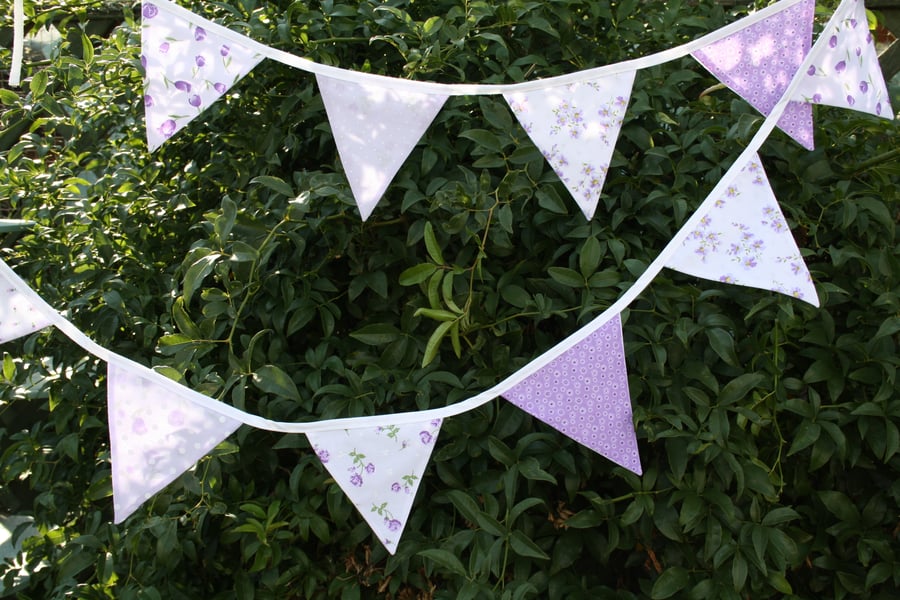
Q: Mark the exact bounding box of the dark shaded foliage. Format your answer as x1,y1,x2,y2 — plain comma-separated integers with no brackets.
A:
0,0,899,598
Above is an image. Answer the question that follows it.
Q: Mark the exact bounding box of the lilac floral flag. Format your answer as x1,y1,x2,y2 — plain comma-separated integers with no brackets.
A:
665,152,819,306
691,0,816,149
795,0,893,119
306,418,443,554
502,314,642,475
141,1,264,150
108,359,241,523
317,75,448,221
503,72,636,220
0,264,54,344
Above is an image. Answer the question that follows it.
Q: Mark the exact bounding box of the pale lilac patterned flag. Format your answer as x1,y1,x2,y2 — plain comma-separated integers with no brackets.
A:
141,1,264,150
0,266,54,344
317,75,448,221
307,419,443,554
665,152,819,306
108,359,241,522
691,0,816,149
502,314,642,475
795,0,893,119
504,72,635,219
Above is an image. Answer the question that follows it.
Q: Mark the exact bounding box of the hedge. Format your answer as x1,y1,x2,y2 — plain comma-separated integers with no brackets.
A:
1,0,899,598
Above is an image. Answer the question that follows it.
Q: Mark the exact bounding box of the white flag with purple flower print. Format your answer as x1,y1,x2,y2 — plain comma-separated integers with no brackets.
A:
141,1,264,150
317,74,448,221
307,418,443,554
108,358,241,523
794,0,893,119
690,0,816,149
504,72,635,220
0,261,54,344
665,153,818,306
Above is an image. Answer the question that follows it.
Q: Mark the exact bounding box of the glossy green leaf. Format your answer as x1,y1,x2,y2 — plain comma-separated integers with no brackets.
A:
253,365,302,401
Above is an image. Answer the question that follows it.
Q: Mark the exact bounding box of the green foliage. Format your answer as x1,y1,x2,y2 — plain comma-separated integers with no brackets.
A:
1,0,899,597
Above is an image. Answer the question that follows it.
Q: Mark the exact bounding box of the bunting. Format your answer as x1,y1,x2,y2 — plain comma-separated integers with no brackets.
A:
306,419,443,554
141,1,264,151
107,359,241,522
503,73,636,219
665,153,819,306
135,0,894,220
795,0,893,118
317,75,448,220
4,0,895,555
502,314,642,474
690,0,816,149
0,269,54,345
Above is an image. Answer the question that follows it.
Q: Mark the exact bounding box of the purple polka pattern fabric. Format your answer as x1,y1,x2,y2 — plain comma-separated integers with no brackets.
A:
141,1,264,150
665,152,819,306
503,314,642,475
795,0,894,119
317,74,448,221
307,419,443,554
108,360,241,522
691,0,815,149
0,268,53,344
504,72,636,220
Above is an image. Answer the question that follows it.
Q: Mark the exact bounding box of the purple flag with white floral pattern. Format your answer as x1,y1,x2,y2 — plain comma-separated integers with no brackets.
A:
794,0,893,119
108,359,241,523
317,74,448,221
141,1,264,150
504,72,635,219
306,419,442,554
665,152,819,305
0,265,53,344
502,314,642,475
691,0,816,149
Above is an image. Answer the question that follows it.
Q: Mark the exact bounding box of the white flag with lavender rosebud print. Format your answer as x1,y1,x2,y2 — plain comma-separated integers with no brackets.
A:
794,0,893,119
141,1,264,150
504,72,636,220
306,419,443,554
665,152,819,306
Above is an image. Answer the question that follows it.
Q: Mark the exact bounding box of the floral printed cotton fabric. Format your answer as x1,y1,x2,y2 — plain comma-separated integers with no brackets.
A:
666,152,818,306
307,419,443,553
317,75,448,221
504,72,636,220
691,0,815,149
141,1,264,150
795,0,893,119
502,314,642,474
0,269,53,344
108,360,241,522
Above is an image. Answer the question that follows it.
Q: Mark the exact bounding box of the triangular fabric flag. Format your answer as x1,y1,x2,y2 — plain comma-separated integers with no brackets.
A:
502,314,642,475
108,359,241,522
794,0,893,119
691,0,816,149
504,72,635,219
317,75,448,220
140,1,264,150
665,152,819,306
0,267,54,344
307,418,443,553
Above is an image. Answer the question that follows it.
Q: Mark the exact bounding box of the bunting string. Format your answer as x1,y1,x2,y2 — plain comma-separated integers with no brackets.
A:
1,0,893,553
